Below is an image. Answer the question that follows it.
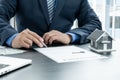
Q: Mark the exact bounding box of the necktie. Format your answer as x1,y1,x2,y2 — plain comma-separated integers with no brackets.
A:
46,0,55,23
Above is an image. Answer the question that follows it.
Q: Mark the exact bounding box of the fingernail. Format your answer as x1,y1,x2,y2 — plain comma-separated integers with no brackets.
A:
39,43,43,48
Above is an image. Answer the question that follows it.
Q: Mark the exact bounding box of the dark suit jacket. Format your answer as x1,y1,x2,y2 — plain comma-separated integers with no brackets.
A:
0,0,101,45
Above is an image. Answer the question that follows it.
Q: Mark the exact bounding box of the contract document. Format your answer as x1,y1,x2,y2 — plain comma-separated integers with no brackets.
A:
35,46,107,63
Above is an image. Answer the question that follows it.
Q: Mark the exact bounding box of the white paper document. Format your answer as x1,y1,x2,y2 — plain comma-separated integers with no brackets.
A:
0,46,26,55
35,46,107,63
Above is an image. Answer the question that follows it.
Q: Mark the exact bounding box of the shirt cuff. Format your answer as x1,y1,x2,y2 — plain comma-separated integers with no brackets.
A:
6,33,18,46
66,32,80,43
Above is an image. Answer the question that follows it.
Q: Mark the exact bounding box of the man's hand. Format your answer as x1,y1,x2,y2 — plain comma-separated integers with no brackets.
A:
43,30,72,45
12,29,44,48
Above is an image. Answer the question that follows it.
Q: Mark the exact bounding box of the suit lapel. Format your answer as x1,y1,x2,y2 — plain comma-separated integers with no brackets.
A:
55,0,65,18
51,0,66,25
39,0,50,25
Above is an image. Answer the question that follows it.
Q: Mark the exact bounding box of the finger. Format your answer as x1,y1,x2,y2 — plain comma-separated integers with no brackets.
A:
27,29,43,42
22,40,31,48
26,35,43,47
43,33,49,44
43,32,55,44
43,30,56,39
25,29,43,47
49,35,57,45
23,37,33,47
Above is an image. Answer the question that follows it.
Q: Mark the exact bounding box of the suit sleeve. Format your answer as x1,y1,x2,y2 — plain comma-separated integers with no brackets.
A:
0,0,18,45
69,0,102,44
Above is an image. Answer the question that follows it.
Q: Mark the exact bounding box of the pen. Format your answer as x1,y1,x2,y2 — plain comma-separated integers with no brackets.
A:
41,41,47,48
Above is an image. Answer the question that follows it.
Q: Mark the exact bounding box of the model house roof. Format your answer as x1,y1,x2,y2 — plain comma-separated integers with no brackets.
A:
87,29,112,41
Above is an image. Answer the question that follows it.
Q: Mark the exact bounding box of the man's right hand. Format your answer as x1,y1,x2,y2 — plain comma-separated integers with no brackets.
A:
12,29,44,48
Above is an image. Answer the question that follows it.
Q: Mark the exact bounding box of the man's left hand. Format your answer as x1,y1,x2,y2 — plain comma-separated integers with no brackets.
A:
43,30,72,45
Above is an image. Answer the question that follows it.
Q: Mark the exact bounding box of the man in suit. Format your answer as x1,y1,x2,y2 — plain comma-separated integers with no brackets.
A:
0,0,101,48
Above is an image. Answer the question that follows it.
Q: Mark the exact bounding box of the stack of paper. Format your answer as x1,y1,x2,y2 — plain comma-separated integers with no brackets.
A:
35,45,107,63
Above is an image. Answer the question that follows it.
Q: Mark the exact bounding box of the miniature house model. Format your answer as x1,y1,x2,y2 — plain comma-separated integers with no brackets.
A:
87,29,114,53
